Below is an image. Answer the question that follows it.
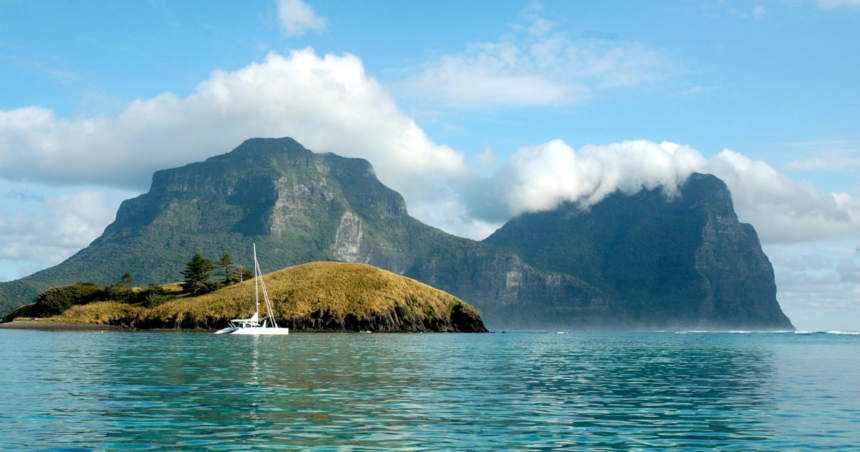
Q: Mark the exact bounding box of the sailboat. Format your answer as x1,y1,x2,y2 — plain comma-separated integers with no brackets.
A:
215,244,289,335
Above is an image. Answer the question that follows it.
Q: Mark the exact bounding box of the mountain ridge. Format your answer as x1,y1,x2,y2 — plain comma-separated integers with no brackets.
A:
0,137,792,330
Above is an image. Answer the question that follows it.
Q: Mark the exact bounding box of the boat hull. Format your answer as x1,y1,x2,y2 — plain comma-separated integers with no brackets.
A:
215,326,289,335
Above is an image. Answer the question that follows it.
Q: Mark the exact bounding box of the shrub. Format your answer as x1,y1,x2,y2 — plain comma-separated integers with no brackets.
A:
135,285,167,308
32,282,104,317
104,272,135,302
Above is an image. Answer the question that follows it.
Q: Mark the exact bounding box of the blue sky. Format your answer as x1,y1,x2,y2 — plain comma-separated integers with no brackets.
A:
1,0,858,329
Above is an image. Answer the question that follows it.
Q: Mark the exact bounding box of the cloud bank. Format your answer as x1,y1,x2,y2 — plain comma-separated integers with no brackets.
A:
467,140,860,244
0,190,116,275
277,0,327,36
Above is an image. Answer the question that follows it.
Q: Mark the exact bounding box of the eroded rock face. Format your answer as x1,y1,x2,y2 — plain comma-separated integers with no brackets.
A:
96,305,488,333
276,305,487,333
331,212,364,262
269,175,336,235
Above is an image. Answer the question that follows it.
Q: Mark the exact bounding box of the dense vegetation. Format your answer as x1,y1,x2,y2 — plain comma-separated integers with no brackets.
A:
30,282,104,317
484,174,793,329
485,184,710,322
2,252,238,322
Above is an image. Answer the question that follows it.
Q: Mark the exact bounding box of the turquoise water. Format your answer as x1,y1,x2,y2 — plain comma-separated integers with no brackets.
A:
1,331,859,451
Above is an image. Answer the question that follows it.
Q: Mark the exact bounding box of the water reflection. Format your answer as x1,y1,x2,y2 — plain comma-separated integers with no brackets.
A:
2,331,858,450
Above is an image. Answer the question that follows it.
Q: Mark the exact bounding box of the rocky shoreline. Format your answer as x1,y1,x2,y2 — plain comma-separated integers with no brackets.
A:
0,321,123,331
0,312,487,333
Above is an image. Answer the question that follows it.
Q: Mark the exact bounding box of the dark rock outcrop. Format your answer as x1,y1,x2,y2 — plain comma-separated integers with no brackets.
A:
98,307,487,333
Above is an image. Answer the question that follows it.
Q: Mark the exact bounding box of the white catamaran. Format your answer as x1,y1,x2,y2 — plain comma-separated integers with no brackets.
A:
215,244,289,335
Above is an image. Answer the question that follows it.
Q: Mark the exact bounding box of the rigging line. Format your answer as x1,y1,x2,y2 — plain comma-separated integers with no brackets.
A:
255,254,279,328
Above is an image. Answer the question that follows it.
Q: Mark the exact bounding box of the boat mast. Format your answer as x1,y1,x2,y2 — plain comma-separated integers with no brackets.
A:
253,243,259,319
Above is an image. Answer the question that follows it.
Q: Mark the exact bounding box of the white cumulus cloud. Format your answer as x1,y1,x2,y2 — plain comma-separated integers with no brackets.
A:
764,242,860,330
784,142,860,172
277,0,327,36
494,140,705,214
0,49,467,197
469,139,860,245
707,150,860,243
0,190,116,269
398,7,674,108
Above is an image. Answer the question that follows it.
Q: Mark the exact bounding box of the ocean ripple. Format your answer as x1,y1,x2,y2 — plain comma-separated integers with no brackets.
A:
1,331,859,450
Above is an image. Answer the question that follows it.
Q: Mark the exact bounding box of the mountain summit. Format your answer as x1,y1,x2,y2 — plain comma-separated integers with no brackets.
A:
484,174,793,330
0,137,792,330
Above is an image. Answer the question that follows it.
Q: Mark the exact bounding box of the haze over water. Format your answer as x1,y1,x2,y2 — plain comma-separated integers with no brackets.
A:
2,330,858,450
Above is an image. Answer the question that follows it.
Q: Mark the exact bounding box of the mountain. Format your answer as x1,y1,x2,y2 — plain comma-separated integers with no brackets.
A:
9,262,487,332
0,138,605,328
0,137,792,330
483,174,793,330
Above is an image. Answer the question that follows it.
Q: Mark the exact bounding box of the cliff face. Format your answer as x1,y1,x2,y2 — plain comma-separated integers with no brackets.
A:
0,138,792,330
484,173,793,330
688,176,792,328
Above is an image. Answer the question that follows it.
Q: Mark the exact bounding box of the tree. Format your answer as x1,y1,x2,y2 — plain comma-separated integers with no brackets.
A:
215,252,235,285
106,272,135,301
236,266,254,285
181,254,215,295
118,272,134,287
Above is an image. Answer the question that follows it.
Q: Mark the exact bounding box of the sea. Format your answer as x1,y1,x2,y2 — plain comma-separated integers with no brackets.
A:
1,330,859,451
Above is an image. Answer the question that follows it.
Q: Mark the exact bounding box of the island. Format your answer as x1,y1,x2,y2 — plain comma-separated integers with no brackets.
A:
1,262,488,333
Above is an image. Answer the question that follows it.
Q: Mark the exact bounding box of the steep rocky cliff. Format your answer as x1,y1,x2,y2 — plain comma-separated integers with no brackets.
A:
483,173,793,330
0,138,792,330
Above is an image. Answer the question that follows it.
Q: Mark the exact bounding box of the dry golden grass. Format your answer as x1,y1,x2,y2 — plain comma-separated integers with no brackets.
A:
52,262,479,326
53,302,144,323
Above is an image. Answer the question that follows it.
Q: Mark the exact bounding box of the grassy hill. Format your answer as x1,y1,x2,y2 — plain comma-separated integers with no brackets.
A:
5,262,487,332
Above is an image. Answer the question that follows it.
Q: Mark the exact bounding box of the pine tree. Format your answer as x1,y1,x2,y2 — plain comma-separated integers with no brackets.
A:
215,252,235,285
181,254,215,294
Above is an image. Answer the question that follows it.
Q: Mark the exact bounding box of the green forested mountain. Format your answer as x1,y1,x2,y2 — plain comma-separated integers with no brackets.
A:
0,137,792,330
0,138,607,328
483,174,793,330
